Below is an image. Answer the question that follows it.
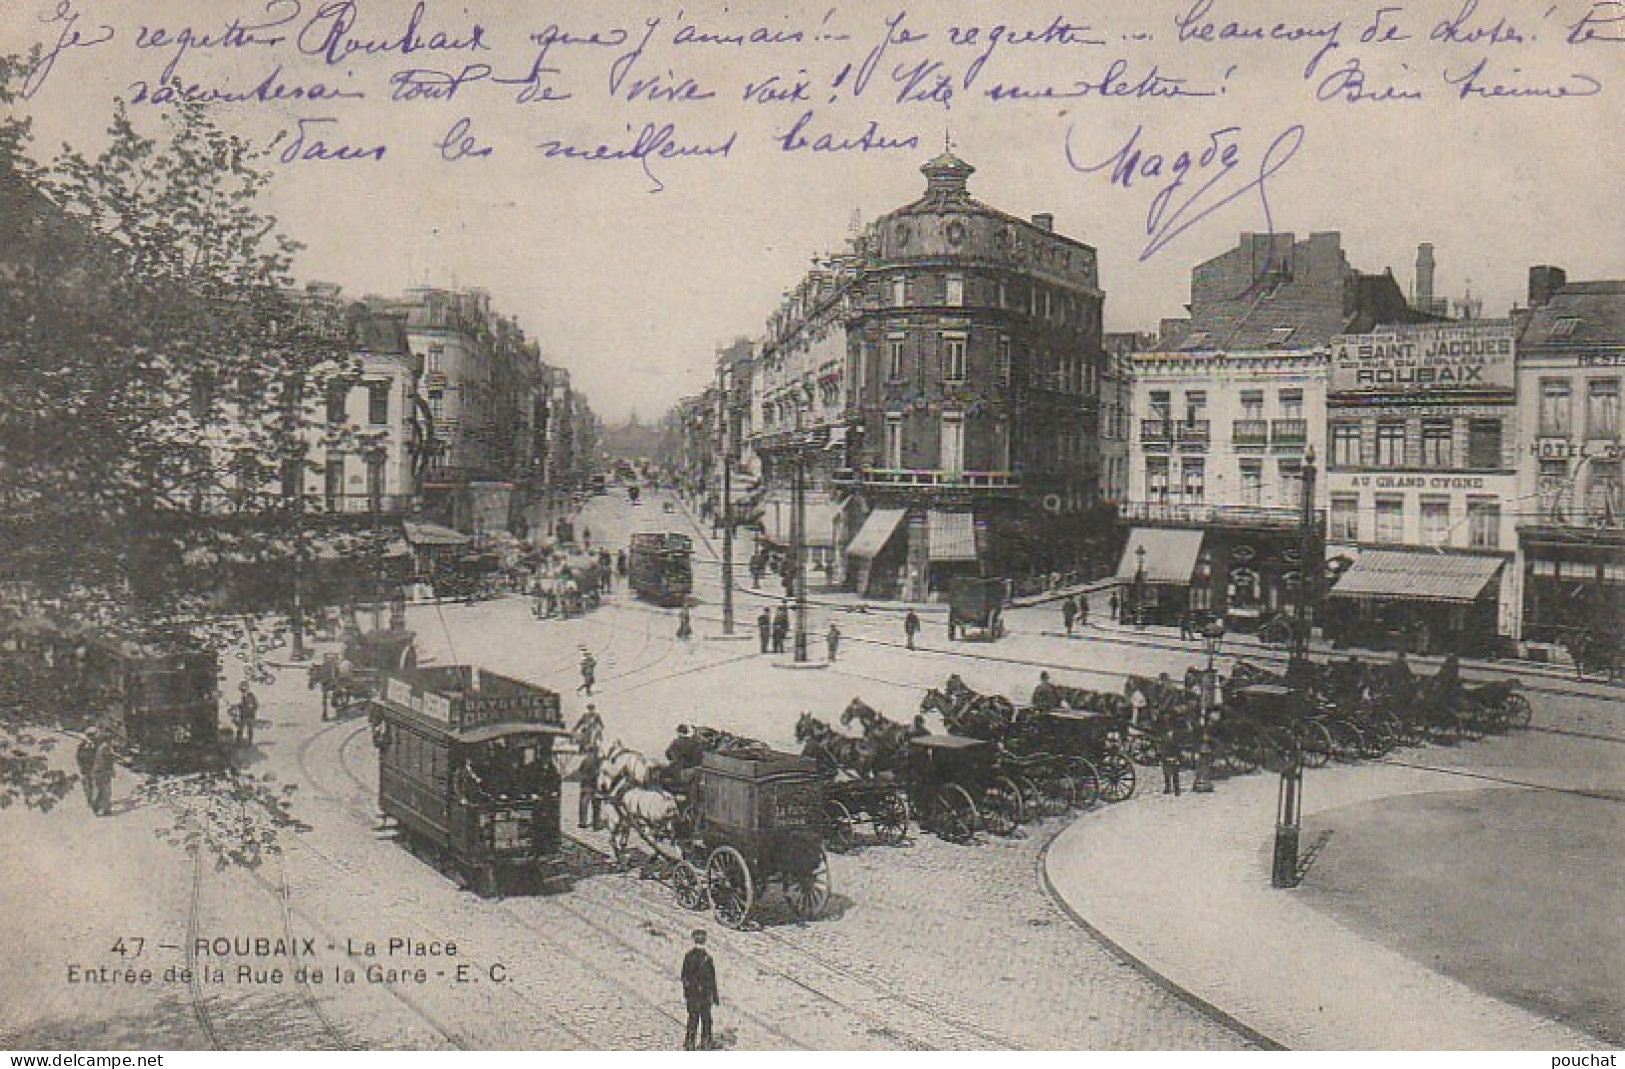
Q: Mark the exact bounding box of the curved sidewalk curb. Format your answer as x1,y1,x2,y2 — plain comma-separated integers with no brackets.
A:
1035,829,1288,1052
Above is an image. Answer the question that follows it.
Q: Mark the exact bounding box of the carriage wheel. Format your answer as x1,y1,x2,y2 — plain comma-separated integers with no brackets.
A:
784,849,832,920
1329,719,1366,761
981,778,1022,836
609,820,633,870
1097,752,1137,803
1034,765,1076,817
871,790,911,845
1503,692,1532,730
1298,722,1334,768
1458,705,1488,741
1066,757,1101,807
1225,729,1265,776
672,860,707,911
824,799,857,853
706,846,754,929
934,784,978,844
1359,719,1395,759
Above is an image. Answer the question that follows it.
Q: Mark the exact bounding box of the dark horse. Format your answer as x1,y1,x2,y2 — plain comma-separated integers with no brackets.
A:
837,699,914,776
794,712,867,776
920,675,1020,742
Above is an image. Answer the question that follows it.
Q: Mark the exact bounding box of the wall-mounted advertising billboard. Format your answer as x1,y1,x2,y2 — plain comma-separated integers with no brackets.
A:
1330,321,1515,395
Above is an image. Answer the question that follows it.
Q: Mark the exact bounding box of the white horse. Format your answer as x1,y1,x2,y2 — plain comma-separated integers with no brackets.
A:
597,740,656,800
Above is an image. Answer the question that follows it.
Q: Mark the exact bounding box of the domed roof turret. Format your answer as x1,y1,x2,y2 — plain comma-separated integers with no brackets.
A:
919,151,974,205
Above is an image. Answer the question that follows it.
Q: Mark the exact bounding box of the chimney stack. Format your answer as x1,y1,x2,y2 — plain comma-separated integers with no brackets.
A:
1414,242,1436,313
1528,265,1567,308
1030,213,1054,232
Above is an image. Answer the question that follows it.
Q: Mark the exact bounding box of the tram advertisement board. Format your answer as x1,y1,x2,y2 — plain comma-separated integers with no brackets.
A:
1330,322,1516,395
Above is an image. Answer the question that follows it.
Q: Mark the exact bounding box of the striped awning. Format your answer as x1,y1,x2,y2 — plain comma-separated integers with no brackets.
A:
1328,549,1504,604
927,510,977,562
846,508,907,559
1115,528,1204,585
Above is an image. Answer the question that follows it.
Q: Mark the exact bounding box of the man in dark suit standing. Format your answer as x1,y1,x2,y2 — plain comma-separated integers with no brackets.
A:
681,929,719,1050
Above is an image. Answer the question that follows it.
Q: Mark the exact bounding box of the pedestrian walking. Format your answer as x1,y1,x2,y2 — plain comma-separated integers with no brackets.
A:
756,609,771,654
826,621,841,663
1158,716,1183,797
772,606,789,654
90,733,116,816
1109,590,1121,623
903,609,921,651
1077,595,1089,630
1179,611,1196,641
680,929,720,1050
573,704,605,831
1062,596,1077,636
234,681,259,746
577,648,597,695
676,607,693,641
75,730,98,812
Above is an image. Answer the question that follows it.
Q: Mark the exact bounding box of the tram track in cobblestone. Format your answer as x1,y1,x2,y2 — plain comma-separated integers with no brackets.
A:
559,830,1018,1051
183,843,352,1051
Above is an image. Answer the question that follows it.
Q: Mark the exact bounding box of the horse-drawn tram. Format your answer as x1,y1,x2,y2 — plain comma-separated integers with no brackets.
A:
369,667,566,897
608,748,832,929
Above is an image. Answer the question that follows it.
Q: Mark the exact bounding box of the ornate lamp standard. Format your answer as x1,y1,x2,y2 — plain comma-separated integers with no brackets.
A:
1192,618,1225,793
1134,543,1147,630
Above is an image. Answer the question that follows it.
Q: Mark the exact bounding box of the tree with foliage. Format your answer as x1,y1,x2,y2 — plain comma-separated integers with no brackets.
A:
0,55,370,858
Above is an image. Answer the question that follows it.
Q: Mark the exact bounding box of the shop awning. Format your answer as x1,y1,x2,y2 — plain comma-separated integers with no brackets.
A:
403,521,472,547
846,508,907,559
1328,549,1504,604
762,500,837,547
927,510,978,562
1115,528,1204,585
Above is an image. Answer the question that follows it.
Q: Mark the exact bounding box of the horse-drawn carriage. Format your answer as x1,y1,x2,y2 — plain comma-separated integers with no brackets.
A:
947,577,1010,642
606,744,832,928
905,735,1024,843
310,627,417,717
794,704,912,851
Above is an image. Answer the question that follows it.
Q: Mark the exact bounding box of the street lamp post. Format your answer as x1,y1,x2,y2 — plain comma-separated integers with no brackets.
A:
718,365,736,637
1192,618,1225,793
1289,446,1319,681
1134,543,1147,630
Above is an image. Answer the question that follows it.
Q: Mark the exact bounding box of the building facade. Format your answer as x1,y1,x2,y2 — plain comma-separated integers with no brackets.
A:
1322,319,1520,655
1122,349,1327,628
838,153,1107,600
1119,232,1425,628
1514,267,1625,653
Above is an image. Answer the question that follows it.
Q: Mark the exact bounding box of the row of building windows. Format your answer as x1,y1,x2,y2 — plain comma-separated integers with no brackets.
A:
1143,457,1306,506
1537,377,1621,437
1146,387,1305,423
873,332,1095,394
1329,494,1501,549
1328,417,1504,470
887,274,1100,334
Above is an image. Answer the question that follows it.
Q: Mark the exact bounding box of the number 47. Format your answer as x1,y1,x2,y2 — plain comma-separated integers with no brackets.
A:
110,937,145,957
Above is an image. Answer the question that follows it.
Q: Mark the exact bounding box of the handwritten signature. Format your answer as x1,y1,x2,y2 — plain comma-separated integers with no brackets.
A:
1065,123,1305,262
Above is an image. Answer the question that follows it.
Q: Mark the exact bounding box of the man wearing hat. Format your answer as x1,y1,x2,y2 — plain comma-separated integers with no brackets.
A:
680,928,719,1050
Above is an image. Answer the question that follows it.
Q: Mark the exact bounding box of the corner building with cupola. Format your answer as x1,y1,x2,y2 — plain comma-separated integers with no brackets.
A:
834,153,1108,600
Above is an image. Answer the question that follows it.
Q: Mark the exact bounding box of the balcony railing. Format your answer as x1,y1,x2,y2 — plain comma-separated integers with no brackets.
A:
1119,500,1325,529
321,493,416,516
1176,420,1210,450
834,468,1021,490
1233,419,1269,447
1272,419,1309,446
